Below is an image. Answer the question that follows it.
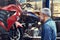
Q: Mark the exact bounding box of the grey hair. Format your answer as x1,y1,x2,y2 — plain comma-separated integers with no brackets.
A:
41,8,51,17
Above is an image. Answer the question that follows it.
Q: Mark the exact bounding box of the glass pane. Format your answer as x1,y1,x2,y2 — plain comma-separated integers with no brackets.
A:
51,0,60,17
27,0,42,11
17,0,42,11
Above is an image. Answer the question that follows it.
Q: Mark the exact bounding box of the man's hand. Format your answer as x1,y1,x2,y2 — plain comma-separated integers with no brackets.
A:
15,22,23,28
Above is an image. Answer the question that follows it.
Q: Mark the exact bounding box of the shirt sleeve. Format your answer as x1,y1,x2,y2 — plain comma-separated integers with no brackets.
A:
42,24,52,40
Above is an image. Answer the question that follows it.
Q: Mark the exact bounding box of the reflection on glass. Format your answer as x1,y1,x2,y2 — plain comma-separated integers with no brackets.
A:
51,0,60,17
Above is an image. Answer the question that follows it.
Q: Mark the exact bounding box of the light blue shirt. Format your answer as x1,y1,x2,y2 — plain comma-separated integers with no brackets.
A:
41,18,57,40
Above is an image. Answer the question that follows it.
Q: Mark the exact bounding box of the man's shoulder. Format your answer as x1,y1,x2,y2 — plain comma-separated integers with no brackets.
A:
46,19,56,26
45,20,56,29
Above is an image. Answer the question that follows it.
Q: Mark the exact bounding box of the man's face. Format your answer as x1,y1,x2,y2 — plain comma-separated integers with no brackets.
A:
39,13,45,22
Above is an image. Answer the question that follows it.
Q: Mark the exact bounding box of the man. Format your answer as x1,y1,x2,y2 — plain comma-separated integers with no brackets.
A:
39,8,57,40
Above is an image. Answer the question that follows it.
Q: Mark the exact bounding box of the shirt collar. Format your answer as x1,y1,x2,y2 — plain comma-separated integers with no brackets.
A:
44,18,52,24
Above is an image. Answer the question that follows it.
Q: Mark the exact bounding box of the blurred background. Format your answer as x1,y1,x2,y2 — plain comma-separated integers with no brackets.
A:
0,0,60,40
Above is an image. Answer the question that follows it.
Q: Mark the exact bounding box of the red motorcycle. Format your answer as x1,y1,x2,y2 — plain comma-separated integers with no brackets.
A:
0,4,23,40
